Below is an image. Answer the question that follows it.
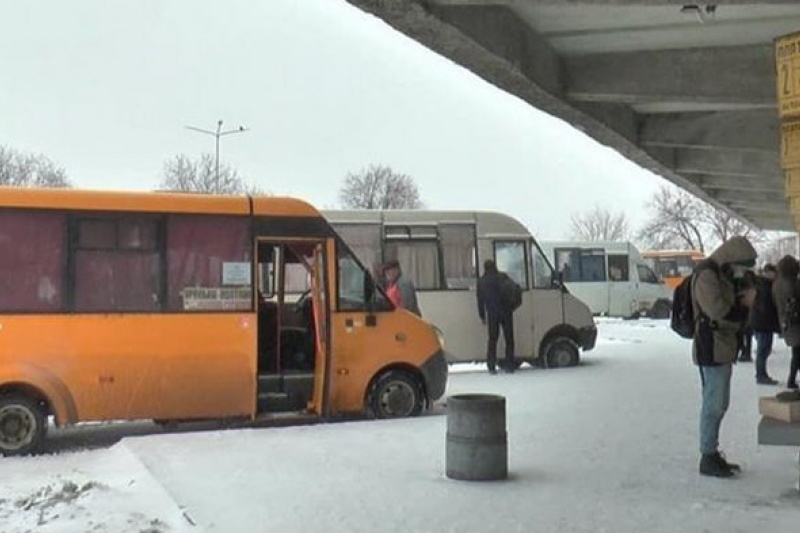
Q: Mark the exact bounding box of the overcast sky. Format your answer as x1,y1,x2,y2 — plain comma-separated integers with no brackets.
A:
0,0,668,240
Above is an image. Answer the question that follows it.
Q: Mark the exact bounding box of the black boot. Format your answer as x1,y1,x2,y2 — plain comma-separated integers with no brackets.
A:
699,452,736,478
717,451,741,473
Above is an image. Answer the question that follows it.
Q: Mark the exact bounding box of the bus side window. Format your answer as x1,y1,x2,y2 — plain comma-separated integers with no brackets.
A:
0,211,65,312
337,243,391,312
494,240,529,289
75,216,162,312
440,224,476,289
384,240,441,290
555,248,578,282
168,215,252,312
579,249,606,282
608,254,629,282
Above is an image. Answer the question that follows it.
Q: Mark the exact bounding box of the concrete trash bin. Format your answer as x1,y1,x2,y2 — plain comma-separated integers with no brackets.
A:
446,393,507,481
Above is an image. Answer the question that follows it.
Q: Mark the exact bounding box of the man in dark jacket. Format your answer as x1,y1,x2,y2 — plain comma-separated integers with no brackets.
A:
750,264,779,385
692,236,757,478
772,256,800,390
477,259,515,374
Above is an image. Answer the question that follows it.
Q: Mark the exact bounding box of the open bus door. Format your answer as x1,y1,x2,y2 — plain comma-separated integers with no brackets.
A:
308,241,331,417
255,239,329,416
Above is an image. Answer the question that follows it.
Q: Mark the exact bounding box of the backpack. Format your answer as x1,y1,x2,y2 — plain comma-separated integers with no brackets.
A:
670,262,718,339
750,278,780,333
499,273,523,311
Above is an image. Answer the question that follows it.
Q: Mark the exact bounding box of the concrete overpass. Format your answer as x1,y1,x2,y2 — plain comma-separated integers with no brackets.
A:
347,0,800,231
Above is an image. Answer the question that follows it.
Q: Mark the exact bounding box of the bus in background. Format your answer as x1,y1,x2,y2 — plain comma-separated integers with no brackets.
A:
642,249,705,290
322,210,597,370
540,241,672,319
0,187,447,456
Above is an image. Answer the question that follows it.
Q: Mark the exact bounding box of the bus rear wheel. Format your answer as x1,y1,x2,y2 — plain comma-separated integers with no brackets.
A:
543,337,580,369
368,370,424,419
0,394,46,456
650,301,671,319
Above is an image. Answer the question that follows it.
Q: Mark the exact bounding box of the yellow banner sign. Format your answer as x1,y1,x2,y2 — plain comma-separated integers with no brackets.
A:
781,119,800,168
787,168,800,198
776,31,800,118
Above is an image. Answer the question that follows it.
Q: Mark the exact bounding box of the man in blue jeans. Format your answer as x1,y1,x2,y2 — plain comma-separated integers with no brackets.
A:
692,236,757,478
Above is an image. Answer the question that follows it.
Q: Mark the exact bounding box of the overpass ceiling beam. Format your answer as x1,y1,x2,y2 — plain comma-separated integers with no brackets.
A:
564,45,775,107
639,110,779,151
674,148,780,178
737,214,794,231
735,209,793,224
711,189,786,204
697,175,783,193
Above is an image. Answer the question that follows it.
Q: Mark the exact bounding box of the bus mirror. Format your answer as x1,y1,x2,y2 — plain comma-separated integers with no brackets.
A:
554,271,569,293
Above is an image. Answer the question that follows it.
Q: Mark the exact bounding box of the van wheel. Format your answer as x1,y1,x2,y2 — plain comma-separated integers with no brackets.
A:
543,338,580,369
368,370,424,419
651,301,671,319
0,394,46,456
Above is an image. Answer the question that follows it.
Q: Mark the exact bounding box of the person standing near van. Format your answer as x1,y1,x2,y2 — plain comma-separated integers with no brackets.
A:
477,259,516,374
383,259,421,316
773,255,800,390
692,236,757,478
750,263,779,385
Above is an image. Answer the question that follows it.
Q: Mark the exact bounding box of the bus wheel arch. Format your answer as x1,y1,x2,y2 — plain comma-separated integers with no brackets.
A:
365,365,426,419
650,299,672,319
0,385,50,456
540,327,581,369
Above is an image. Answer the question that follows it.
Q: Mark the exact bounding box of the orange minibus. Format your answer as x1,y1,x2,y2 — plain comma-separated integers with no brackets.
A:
0,187,447,455
641,249,705,290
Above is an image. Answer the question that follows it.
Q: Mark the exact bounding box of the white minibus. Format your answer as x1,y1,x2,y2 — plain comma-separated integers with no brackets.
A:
540,241,672,319
323,210,597,368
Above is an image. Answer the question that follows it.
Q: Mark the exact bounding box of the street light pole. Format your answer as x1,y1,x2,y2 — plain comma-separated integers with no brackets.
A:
186,119,248,191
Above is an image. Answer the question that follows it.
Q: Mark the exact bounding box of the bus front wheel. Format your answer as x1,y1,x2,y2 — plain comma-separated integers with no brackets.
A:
543,337,580,369
0,394,46,456
367,370,424,419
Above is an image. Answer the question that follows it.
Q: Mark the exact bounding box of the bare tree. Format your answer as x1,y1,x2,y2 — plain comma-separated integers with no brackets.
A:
701,208,762,246
338,164,422,209
159,154,260,195
637,185,707,252
0,145,70,187
570,206,630,241
637,184,765,253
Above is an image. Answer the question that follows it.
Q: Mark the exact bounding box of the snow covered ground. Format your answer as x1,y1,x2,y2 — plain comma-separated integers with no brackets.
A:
3,319,800,533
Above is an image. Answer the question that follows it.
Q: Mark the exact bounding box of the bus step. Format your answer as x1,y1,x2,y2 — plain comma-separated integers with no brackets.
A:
283,373,314,399
257,373,314,396
257,392,306,413
257,374,281,394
